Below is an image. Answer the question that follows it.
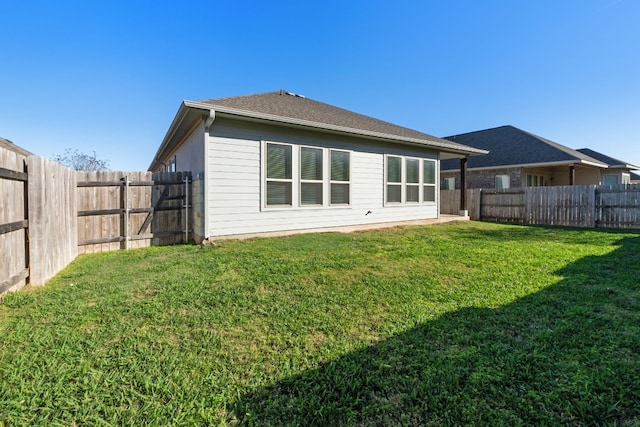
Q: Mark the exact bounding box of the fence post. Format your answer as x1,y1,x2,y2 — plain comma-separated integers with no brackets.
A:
184,175,190,243
121,176,130,250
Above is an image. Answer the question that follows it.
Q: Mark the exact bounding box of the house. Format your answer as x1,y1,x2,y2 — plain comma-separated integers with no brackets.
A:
575,148,639,185
440,125,639,189
149,90,486,241
632,172,640,184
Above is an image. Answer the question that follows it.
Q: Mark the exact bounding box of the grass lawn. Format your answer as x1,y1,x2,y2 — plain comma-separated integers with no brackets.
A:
1,221,639,426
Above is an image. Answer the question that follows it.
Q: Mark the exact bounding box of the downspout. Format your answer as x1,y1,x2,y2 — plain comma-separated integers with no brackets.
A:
203,109,215,240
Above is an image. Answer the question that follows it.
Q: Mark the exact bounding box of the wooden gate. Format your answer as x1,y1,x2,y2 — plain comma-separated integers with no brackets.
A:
77,171,192,254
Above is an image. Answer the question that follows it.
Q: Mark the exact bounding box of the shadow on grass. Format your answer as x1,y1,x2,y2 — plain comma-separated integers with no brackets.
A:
231,235,640,426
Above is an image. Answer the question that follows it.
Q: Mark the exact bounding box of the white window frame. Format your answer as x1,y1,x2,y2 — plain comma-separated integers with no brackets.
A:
262,141,352,210
384,154,438,205
329,149,351,206
495,174,510,189
443,177,455,190
423,159,437,202
264,142,294,208
299,146,325,206
526,174,544,187
603,174,619,185
621,173,631,184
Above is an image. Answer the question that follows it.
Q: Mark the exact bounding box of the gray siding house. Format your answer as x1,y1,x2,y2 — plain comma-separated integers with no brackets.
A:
440,125,638,190
149,90,486,241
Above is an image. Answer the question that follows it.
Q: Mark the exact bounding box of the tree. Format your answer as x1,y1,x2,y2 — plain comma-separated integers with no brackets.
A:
52,148,110,171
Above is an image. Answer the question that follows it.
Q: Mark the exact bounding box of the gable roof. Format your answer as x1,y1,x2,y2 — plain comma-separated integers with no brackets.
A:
150,90,487,170
440,125,607,171
0,137,32,157
631,171,640,181
576,148,640,170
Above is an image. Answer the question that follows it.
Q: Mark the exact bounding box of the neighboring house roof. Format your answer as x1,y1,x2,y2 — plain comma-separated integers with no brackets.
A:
0,137,32,157
440,125,608,171
631,171,640,181
150,90,487,170
576,148,640,170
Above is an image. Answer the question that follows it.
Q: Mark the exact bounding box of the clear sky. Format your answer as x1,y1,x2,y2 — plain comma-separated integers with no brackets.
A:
1,0,639,171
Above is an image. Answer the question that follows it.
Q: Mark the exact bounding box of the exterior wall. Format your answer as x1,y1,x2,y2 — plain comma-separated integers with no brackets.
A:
441,167,522,190
157,122,205,173
191,173,205,243
442,165,607,188
205,117,440,238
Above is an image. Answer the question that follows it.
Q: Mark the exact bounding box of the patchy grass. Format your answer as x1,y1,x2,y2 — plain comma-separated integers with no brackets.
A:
0,221,639,426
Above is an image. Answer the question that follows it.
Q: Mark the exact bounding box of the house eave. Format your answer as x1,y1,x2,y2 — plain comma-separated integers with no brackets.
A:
183,100,488,158
441,159,609,173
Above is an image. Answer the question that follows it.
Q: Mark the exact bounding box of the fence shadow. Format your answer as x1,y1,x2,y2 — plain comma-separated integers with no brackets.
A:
230,235,640,425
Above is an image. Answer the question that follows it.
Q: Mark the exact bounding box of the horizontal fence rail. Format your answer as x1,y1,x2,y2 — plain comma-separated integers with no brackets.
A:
441,184,640,229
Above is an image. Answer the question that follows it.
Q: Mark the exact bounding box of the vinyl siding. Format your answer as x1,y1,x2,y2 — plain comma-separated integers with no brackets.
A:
174,122,205,173
205,117,439,238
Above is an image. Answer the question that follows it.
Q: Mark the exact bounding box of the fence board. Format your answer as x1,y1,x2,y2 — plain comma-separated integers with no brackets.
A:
0,146,29,293
27,156,77,286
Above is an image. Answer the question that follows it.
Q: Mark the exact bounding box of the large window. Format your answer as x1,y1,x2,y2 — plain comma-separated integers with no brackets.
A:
386,156,403,203
264,142,350,208
330,150,350,205
300,147,323,205
526,174,544,187
266,143,293,206
385,155,437,204
423,160,436,202
495,174,510,189
443,177,455,190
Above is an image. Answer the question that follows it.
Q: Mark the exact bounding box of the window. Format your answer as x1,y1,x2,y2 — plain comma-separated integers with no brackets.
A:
386,156,402,203
406,158,420,203
263,142,351,208
495,174,510,189
443,177,455,190
385,155,437,204
423,160,436,202
266,143,293,206
603,174,619,185
300,147,323,205
330,150,350,205
526,174,544,187
622,173,631,184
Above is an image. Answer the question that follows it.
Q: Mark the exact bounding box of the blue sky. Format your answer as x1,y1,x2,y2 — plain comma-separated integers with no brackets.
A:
1,0,639,171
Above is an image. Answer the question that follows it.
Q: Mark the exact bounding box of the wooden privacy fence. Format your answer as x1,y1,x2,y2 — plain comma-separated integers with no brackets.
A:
0,150,29,294
1,143,195,296
1,152,77,294
77,171,192,254
441,184,640,229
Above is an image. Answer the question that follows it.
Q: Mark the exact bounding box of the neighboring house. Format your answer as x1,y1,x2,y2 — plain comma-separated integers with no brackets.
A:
440,125,638,190
632,172,640,184
149,90,486,241
576,148,639,185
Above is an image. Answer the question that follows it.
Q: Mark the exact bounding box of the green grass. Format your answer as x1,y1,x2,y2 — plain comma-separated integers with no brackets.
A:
1,221,639,426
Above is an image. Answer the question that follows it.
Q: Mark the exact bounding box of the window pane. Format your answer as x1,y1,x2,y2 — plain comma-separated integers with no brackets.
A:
424,186,435,202
495,175,510,189
423,160,435,184
301,182,323,205
387,156,401,183
331,183,349,204
387,184,401,203
266,181,292,206
331,151,350,181
406,159,419,183
604,175,618,185
406,185,419,202
267,144,292,179
301,147,323,181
